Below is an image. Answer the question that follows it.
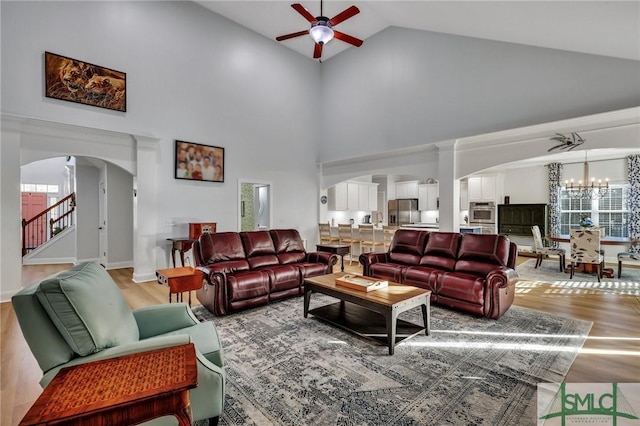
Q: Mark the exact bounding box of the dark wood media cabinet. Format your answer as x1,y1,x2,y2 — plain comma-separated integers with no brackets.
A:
498,203,548,236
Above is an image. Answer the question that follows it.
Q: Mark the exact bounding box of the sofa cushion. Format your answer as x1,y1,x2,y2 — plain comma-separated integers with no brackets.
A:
199,232,248,264
403,266,443,293
419,232,460,271
35,262,139,356
226,270,270,302
241,231,280,269
439,272,486,304
388,230,428,265
258,265,301,293
455,234,511,276
369,262,406,283
270,229,307,264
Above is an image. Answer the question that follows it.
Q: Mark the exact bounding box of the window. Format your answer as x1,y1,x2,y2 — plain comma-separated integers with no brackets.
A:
559,185,629,238
21,184,59,193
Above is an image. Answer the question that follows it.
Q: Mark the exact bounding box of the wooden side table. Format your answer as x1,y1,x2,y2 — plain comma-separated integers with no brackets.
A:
156,267,204,306
316,244,351,272
19,343,198,426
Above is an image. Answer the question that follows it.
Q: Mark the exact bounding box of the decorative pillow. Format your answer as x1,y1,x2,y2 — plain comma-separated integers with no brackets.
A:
35,262,139,356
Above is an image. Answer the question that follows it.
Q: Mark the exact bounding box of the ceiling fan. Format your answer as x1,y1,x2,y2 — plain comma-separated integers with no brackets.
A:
275,1,363,60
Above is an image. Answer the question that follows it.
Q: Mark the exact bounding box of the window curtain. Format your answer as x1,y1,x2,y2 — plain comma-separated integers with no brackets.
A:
547,163,563,247
628,155,640,254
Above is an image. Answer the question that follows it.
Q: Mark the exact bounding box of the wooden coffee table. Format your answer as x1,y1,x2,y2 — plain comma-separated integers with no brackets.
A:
19,343,198,426
304,273,431,355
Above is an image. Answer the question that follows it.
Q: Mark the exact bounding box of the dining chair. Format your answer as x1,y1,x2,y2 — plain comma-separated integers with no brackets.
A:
318,222,339,245
569,228,605,282
359,224,384,255
531,225,566,271
617,240,640,278
382,225,398,251
338,224,359,265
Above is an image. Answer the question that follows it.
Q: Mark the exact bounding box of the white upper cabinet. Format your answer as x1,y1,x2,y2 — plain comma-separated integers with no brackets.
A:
328,181,379,211
396,181,419,199
468,175,500,202
418,184,438,211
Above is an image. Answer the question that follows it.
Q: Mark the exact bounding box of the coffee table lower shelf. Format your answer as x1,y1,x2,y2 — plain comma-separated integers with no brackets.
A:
309,301,426,348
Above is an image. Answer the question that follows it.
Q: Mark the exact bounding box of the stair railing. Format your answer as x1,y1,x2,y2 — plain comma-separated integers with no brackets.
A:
22,192,76,256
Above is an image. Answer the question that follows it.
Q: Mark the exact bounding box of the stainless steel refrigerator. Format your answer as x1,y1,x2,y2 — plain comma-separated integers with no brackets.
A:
388,199,419,226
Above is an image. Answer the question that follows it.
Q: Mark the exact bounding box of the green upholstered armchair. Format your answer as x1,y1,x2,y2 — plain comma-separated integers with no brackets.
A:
12,262,225,426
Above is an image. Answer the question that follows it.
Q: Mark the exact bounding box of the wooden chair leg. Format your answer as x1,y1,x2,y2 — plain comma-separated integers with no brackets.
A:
558,255,564,272
618,260,622,278
596,263,601,282
569,262,574,279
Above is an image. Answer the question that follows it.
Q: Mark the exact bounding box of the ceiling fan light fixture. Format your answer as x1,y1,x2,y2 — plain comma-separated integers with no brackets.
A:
309,20,333,44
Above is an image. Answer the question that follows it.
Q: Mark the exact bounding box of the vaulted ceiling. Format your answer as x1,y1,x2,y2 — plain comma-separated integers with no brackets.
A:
197,1,640,61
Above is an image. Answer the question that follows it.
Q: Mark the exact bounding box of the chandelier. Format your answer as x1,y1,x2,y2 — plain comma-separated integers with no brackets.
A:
564,151,609,199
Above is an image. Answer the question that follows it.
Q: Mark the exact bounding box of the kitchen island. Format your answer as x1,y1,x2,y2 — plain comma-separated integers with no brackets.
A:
400,223,482,233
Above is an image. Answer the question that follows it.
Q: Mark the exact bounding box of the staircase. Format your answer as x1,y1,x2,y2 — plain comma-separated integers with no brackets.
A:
22,193,76,256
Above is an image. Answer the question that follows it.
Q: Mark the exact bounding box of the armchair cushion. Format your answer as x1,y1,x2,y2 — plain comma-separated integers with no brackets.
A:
35,262,139,356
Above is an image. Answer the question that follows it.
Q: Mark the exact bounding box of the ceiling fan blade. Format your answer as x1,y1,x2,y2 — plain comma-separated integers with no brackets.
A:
276,30,310,42
329,5,359,26
333,31,363,47
313,43,323,59
291,3,317,23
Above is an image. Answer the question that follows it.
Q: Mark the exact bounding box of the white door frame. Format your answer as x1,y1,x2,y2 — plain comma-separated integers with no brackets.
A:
237,179,273,232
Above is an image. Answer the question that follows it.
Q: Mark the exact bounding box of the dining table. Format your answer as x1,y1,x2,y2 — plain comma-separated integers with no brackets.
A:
549,234,637,278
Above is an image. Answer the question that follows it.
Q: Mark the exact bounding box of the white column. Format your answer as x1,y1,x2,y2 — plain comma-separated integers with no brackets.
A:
0,118,23,300
436,140,460,232
132,135,161,283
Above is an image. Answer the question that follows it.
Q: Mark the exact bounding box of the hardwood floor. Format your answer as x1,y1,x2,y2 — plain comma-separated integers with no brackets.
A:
2,260,639,426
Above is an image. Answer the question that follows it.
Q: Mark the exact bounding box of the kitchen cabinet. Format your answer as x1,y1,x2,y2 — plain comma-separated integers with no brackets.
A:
460,180,469,211
396,181,419,199
328,182,378,211
498,203,548,236
468,176,497,202
418,184,438,211
368,185,378,211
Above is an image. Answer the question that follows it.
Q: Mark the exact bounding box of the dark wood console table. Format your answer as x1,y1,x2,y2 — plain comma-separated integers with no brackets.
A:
316,243,351,272
167,238,196,268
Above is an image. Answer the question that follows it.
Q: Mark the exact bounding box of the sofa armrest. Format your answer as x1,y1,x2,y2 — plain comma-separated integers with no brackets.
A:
196,266,229,316
305,251,338,266
133,303,198,339
40,334,192,387
359,252,388,276
484,267,519,319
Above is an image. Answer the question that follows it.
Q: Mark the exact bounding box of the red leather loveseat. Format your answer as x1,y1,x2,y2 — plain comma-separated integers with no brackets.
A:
194,229,338,316
359,229,519,319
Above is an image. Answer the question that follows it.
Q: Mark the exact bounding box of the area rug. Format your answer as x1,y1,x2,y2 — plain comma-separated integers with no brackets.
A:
192,294,592,426
516,258,640,296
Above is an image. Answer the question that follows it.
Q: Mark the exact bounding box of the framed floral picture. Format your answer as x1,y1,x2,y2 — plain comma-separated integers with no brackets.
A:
45,52,126,112
175,140,225,183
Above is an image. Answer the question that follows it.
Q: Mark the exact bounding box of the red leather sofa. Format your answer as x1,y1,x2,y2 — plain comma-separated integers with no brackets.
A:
359,229,519,319
193,229,338,316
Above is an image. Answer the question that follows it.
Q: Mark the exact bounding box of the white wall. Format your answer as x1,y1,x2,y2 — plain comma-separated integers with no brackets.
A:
1,2,638,298
75,164,100,262
107,164,134,268
320,26,640,163
0,1,321,298
502,166,549,204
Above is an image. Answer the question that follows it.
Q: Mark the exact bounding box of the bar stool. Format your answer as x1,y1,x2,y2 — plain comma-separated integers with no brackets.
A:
338,224,359,265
